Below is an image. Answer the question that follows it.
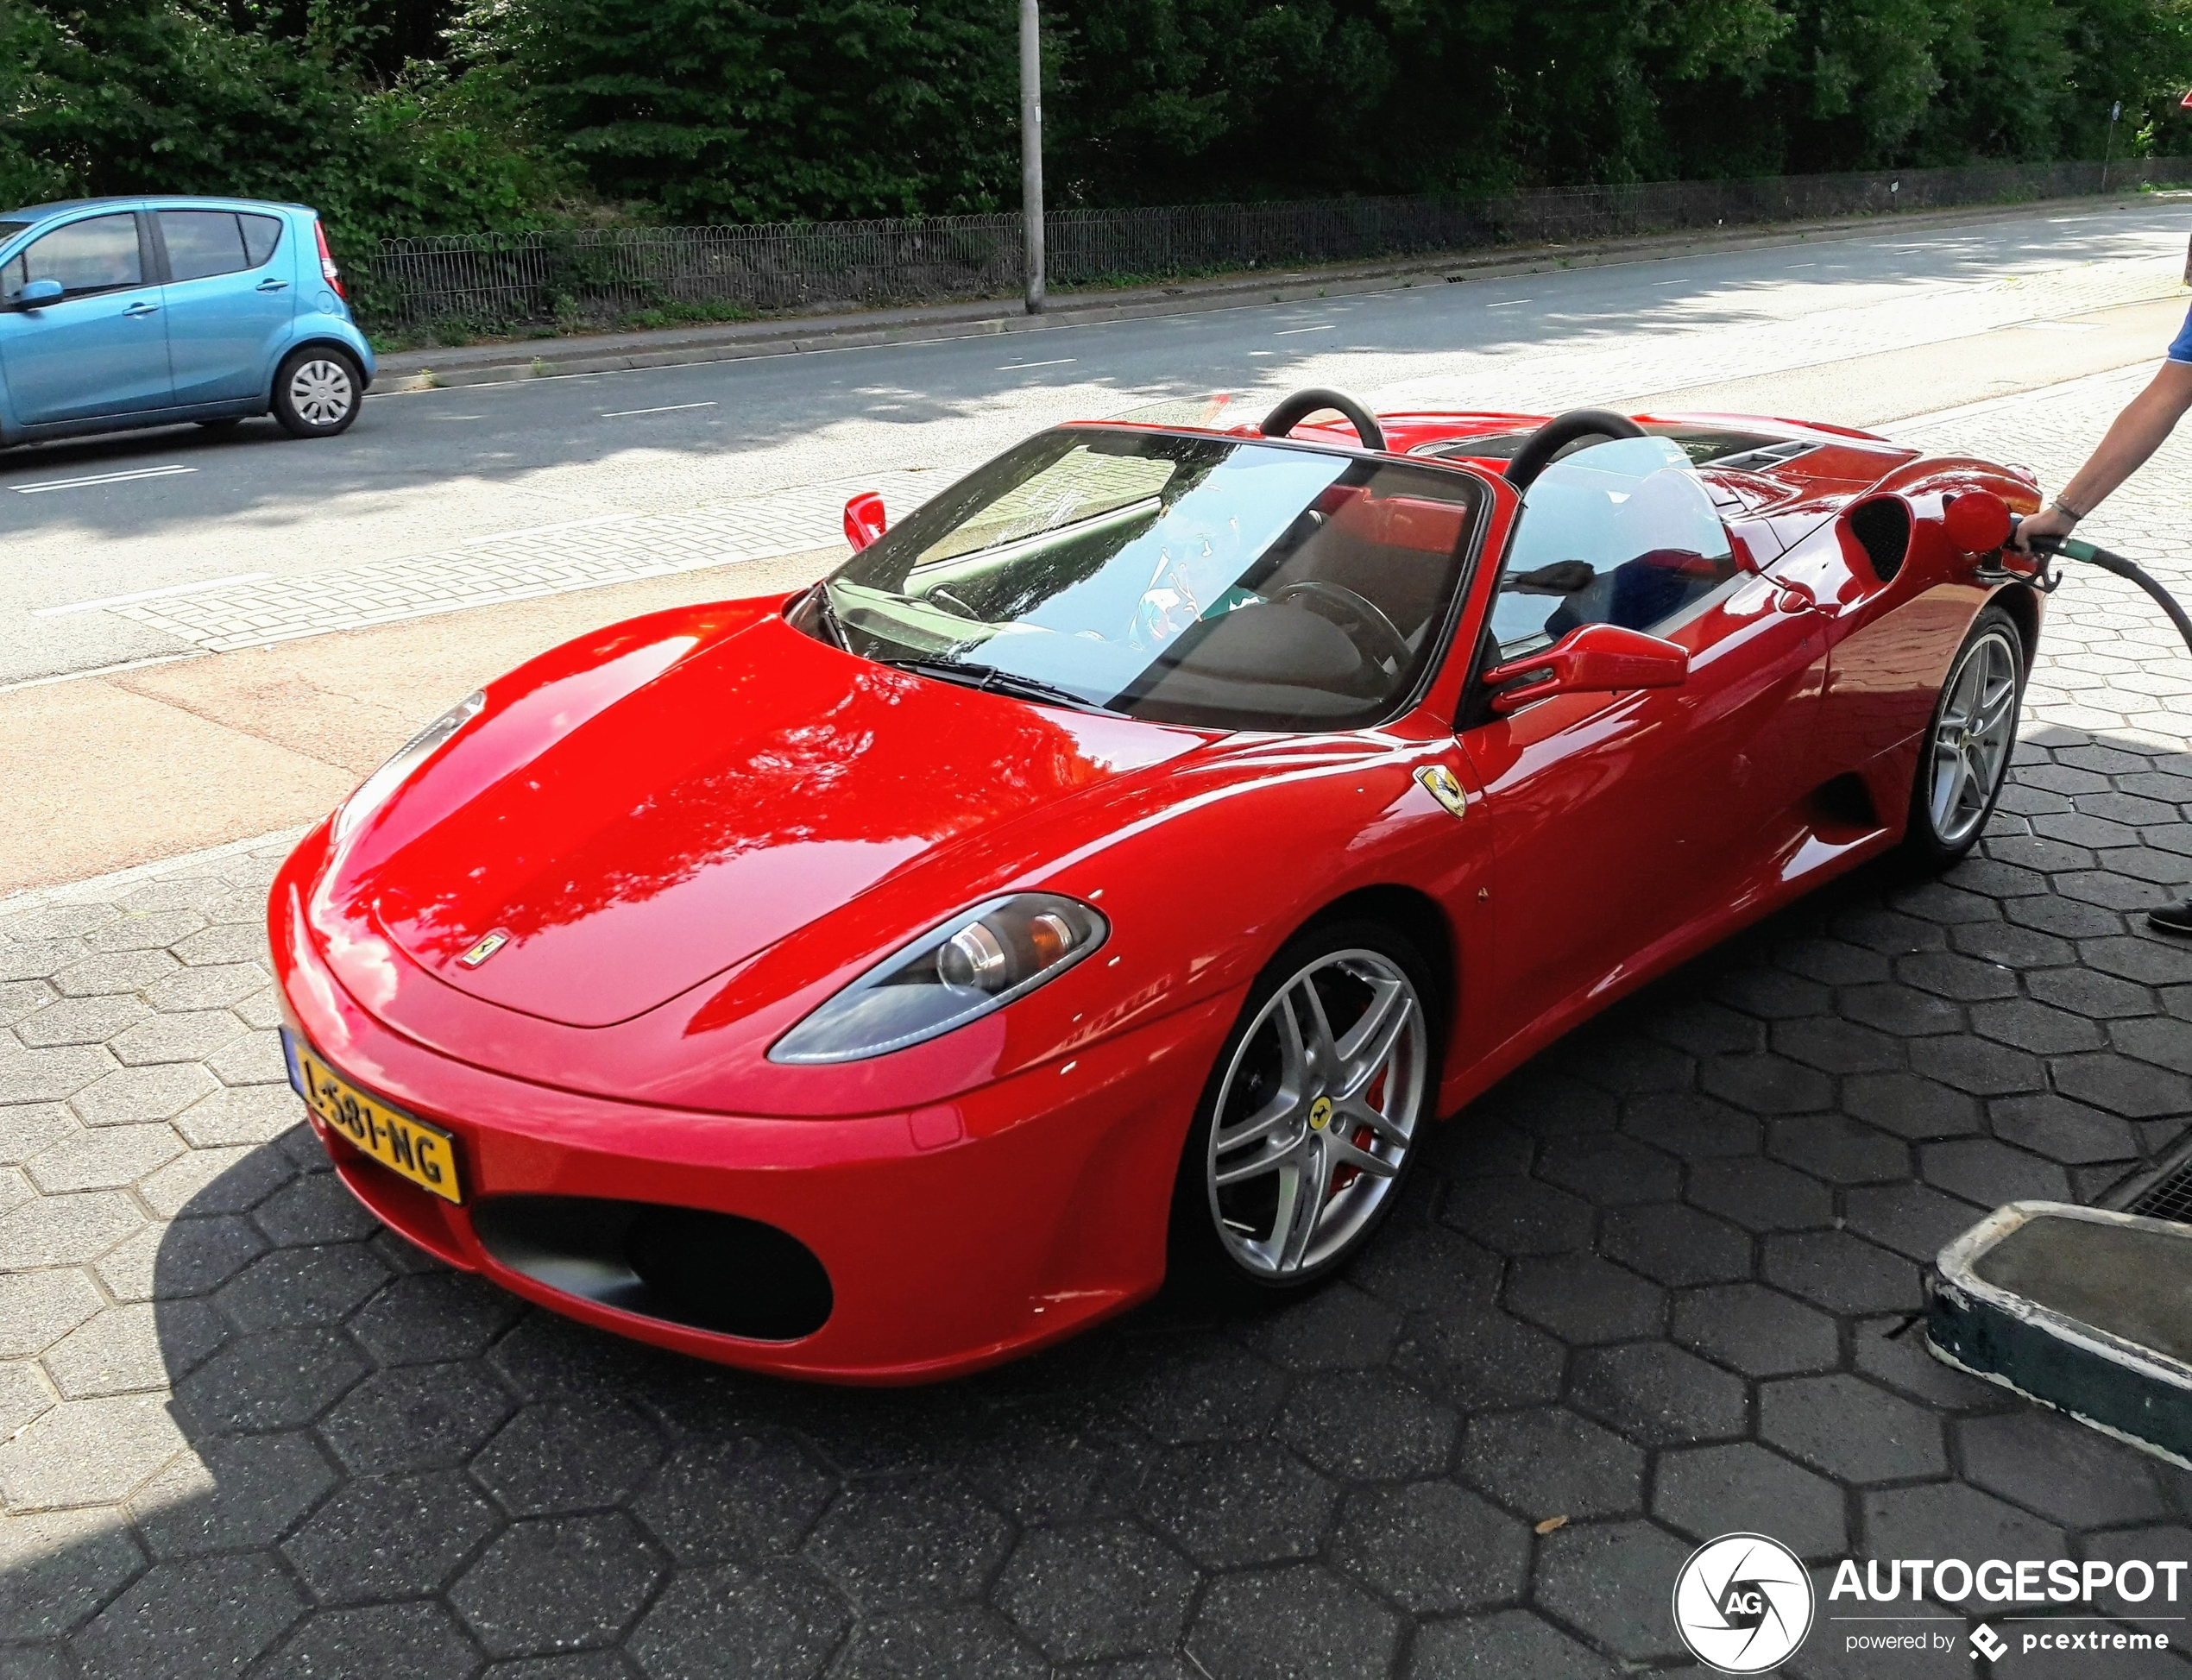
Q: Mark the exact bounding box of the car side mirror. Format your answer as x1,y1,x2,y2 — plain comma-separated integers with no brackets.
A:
843,492,887,551
12,279,63,310
1481,622,1691,715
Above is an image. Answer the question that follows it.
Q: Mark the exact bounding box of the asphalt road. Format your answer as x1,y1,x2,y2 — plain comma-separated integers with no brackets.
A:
2,198,2189,688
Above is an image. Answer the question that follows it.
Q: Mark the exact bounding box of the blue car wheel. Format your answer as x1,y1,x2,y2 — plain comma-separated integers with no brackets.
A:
273,346,362,438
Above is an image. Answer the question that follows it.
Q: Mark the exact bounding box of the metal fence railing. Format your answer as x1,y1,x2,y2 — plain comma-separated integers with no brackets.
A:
352,156,2192,339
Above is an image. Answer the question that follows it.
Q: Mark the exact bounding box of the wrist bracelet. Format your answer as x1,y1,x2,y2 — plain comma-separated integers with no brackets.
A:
2050,496,2084,524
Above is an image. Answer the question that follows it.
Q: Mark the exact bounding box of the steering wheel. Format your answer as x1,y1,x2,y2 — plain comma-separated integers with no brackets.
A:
1260,388,1387,453
1505,408,1647,493
1273,581,1413,670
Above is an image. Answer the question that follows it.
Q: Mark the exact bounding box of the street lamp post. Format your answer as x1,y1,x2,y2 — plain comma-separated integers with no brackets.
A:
2102,99,2121,192
1020,0,1044,314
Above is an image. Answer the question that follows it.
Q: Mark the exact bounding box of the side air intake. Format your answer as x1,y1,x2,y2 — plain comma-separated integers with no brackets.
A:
1846,496,1912,582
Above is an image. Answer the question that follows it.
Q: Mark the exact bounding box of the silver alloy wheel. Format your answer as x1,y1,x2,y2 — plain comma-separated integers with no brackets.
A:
1206,948,1429,1278
1926,627,2019,848
288,358,355,428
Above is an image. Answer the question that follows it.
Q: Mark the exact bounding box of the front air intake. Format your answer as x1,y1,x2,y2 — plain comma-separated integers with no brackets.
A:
472,1195,833,1341
1846,496,1912,582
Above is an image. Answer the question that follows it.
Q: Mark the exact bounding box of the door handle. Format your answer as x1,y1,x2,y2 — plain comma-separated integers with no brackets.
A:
123,301,160,318
256,279,289,293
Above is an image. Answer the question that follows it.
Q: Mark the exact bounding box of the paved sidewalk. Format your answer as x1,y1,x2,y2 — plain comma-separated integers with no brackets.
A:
4,368,2192,1676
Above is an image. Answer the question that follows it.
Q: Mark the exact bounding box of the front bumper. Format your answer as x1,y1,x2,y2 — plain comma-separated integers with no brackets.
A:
272,874,1232,1383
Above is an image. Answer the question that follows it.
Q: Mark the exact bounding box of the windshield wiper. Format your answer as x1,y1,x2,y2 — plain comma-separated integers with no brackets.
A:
875,657,1120,716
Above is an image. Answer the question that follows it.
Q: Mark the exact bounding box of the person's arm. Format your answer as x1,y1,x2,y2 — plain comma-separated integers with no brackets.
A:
2016,358,2192,549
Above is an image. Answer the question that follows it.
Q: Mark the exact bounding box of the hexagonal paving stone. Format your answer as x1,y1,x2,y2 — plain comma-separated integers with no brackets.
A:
1440,1177,1594,1255
264,1601,479,1680
214,1243,390,1333
1957,1408,2175,1528
1132,1441,1335,1567
470,1395,665,1517
823,1606,1045,1680
1330,1480,1530,1613
173,1083,304,1148
1759,1374,1947,1483
1118,1339,1288,1446
802,1475,1011,1612
1919,1138,2072,1205
251,1172,383,1246
282,1470,501,1604
25,1123,186,1194
1991,1092,2142,1163
130,1431,337,1559
99,1213,267,1304
0,1507,145,1641
1860,1482,2066,1601
1599,1202,1753,1286
1404,1306,1566,1411
1840,1071,1983,1139
0,1189,142,1268
0,1267,104,1358
1456,1405,1643,1522
1185,1563,1403,1680
1842,1182,1988,1263
1504,1253,1665,1343
993,1520,1197,1663
1531,1520,1693,1664
1617,1091,1762,1157
16,995,153,1049
1536,1135,1680,1205
1767,1115,1912,1185
69,1552,305,1680
1233,1281,1403,1369
1405,1608,1622,1679
1653,1442,1848,1559
450,1513,665,1658
107,1011,246,1067
1686,1158,1834,1231
348,1271,523,1365
46,1299,225,1398
632,1433,839,1562
1568,1343,1748,1447
0,1392,187,1510
69,1062,218,1128
1761,1230,1921,1315
1276,1369,1457,1480
320,1360,515,1475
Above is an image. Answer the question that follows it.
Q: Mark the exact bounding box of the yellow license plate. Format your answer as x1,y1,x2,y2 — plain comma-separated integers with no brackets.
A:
287,1035,463,1204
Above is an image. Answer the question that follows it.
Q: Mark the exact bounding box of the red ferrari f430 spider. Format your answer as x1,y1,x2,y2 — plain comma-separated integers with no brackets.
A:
270,391,2041,1381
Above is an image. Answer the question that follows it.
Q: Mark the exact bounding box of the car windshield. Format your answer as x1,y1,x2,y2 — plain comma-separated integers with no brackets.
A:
808,427,1487,732
0,221,31,247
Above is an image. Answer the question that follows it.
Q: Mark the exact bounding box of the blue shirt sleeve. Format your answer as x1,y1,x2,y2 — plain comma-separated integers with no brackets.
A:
2170,301,2192,363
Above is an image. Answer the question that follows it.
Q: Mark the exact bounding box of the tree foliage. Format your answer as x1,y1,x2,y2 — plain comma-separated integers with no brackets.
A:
2,0,2189,241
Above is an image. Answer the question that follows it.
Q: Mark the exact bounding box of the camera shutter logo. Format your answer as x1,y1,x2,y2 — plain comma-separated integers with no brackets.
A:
1672,1532,1815,1673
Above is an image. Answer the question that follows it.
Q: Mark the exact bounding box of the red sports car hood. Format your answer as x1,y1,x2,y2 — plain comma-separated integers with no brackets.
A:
325,606,1205,1028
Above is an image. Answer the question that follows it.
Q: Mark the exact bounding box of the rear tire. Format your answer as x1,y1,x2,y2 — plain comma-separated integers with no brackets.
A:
271,348,362,438
1901,603,2024,869
1168,917,1439,1301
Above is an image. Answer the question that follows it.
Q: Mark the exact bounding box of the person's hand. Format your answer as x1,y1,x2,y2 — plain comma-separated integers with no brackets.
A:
2013,502,2077,552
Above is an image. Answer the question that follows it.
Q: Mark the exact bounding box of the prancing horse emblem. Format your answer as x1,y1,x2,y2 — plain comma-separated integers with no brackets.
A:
458,931,509,968
1309,1095,1334,1130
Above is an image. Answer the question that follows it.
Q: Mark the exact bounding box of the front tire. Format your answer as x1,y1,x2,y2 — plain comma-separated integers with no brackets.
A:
1903,604,2024,867
271,348,362,438
1169,918,1438,1298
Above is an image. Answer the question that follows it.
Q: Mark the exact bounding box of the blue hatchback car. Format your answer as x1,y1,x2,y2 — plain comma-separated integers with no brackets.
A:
0,196,376,447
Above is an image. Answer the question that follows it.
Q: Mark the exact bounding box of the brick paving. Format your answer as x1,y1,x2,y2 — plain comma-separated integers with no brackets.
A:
6,372,2192,1677
99,469,942,654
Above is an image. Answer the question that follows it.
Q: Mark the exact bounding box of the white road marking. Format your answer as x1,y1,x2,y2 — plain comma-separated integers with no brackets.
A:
2019,319,2102,332
1276,324,1334,336
0,651,205,694
34,573,274,617
999,357,1077,369
12,464,197,494
1485,299,1533,308
600,400,718,418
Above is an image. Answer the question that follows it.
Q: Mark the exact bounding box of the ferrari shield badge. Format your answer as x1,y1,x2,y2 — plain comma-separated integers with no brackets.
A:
1415,765,1469,820
458,930,509,968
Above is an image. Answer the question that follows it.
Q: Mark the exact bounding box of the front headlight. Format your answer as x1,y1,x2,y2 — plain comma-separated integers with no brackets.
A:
769,892,1108,1064
332,690,485,841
